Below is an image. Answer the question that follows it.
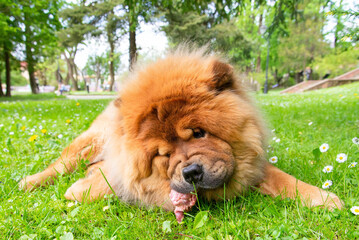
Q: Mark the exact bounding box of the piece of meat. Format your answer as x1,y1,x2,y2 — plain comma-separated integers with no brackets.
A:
169,189,197,223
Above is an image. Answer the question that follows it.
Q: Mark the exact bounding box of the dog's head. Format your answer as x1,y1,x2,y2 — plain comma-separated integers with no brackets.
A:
119,49,266,197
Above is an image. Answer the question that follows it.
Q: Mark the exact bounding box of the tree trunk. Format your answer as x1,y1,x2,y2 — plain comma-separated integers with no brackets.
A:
256,14,263,72
4,43,11,97
65,71,70,85
0,69,4,97
129,20,137,71
73,59,79,84
109,40,115,91
95,63,100,92
40,70,47,86
295,72,301,83
27,60,37,94
64,56,78,91
24,13,38,94
70,58,79,90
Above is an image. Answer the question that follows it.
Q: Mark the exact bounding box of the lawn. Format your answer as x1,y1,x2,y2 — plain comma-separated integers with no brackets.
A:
0,84,358,239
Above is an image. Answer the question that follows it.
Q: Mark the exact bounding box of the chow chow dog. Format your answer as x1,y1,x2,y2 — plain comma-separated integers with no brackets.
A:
20,48,342,222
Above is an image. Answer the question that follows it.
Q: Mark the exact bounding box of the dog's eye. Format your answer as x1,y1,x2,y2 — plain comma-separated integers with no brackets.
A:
193,128,206,139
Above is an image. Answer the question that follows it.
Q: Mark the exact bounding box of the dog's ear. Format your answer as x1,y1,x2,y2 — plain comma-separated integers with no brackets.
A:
210,60,234,92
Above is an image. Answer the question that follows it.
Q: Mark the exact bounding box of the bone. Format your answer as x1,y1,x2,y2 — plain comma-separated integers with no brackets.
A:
169,189,197,223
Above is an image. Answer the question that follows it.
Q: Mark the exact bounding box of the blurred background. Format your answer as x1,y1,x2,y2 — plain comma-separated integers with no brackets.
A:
0,0,358,96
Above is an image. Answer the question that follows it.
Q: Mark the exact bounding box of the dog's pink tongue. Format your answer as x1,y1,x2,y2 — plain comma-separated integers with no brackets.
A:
169,189,197,223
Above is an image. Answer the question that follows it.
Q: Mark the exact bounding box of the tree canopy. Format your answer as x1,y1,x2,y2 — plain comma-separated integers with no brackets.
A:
0,0,358,96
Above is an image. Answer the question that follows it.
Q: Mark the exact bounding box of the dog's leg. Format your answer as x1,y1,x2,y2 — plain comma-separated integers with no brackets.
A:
64,161,111,202
258,162,343,210
19,131,103,191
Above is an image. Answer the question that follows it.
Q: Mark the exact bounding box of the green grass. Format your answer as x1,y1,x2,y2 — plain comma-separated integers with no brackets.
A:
67,91,117,95
0,93,66,102
1,83,359,239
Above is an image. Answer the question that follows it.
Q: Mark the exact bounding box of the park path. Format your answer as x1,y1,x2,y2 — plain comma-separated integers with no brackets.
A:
65,95,117,100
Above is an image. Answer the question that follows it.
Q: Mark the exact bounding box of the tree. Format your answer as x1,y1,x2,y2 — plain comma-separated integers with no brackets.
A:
0,55,4,97
312,47,359,79
162,8,256,71
58,2,95,91
10,0,63,94
124,0,157,70
328,1,359,51
273,0,329,83
84,53,107,91
0,1,20,97
88,0,125,91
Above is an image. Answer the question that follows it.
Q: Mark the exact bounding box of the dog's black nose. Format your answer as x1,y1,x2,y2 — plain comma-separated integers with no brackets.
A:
182,164,203,184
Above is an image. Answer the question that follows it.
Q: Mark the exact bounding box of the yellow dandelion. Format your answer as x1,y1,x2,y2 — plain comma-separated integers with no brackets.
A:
21,126,26,131
339,94,343,97
76,102,80,106
41,129,47,134
354,93,358,96
28,135,39,142
66,119,72,124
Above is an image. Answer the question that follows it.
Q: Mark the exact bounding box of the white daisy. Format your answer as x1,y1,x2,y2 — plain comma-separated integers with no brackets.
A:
308,122,313,126
351,206,359,215
103,206,110,211
320,143,329,152
275,138,281,143
353,137,359,145
9,132,14,135
0,124,3,127
336,153,348,163
3,148,9,153
322,165,333,173
348,162,358,168
67,202,75,208
322,180,333,189
58,134,63,139
269,156,278,164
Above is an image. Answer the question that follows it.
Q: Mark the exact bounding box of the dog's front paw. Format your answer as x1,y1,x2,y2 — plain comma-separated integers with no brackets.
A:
19,172,54,191
310,190,344,210
19,175,38,191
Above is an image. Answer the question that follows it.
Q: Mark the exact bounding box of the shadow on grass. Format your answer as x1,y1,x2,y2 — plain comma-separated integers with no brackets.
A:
0,93,66,102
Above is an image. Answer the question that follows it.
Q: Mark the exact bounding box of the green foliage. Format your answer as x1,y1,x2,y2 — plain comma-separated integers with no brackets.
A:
271,0,330,73
36,57,67,87
14,0,63,61
84,53,110,79
0,71,27,86
312,47,359,78
58,3,95,50
162,10,256,70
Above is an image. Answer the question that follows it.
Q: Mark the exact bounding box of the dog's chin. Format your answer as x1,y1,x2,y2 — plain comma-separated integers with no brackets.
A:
170,180,225,194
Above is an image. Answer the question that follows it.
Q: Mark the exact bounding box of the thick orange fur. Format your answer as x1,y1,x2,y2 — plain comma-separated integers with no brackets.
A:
20,48,342,212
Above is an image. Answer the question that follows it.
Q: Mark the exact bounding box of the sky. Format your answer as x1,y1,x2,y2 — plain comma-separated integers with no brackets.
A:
73,0,358,74
74,22,168,71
